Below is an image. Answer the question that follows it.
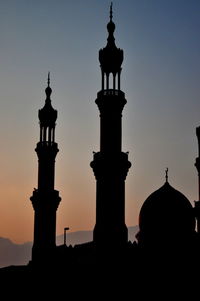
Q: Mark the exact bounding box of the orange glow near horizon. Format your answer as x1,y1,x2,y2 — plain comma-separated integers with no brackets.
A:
0,149,197,244
0,168,141,244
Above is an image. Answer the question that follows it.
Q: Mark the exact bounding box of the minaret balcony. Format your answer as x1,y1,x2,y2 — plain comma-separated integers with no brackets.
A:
91,151,131,180
96,89,126,112
97,89,125,98
36,141,58,151
37,141,58,147
30,189,61,210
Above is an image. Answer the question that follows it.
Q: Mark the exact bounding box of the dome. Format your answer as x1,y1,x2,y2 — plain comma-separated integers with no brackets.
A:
45,86,52,98
139,182,195,238
107,20,115,33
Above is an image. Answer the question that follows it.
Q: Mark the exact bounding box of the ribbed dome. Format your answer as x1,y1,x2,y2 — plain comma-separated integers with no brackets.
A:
139,182,195,236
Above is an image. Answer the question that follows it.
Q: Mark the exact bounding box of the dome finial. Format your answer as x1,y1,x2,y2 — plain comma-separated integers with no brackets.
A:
165,168,169,183
110,2,113,21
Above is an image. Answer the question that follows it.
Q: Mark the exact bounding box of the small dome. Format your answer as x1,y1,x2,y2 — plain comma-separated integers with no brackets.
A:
45,86,52,98
107,20,115,33
139,182,195,237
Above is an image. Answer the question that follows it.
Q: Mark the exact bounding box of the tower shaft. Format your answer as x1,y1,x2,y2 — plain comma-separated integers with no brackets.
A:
91,93,131,247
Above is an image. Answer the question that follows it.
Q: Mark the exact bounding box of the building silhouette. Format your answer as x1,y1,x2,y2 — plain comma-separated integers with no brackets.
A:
137,176,196,253
1,7,200,289
27,5,133,267
27,5,200,270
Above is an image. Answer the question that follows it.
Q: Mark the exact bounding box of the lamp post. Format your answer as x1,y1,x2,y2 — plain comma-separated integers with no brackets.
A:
64,227,69,246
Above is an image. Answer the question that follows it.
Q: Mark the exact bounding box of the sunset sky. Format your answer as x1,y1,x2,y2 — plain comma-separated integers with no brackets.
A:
0,0,200,244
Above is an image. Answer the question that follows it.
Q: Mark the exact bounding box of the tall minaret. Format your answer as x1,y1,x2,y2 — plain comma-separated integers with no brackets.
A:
30,74,61,262
90,5,131,247
195,126,200,233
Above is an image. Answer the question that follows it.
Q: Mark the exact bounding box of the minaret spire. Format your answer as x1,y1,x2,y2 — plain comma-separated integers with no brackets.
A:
45,72,52,101
165,168,169,183
99,3,123,91
110,2,113,21
47,72,50,87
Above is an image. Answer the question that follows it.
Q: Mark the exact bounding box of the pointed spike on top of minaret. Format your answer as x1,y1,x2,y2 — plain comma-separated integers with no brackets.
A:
47,72,50,87
110,2,113,21
107,2,115,36
165,168,169,183
45,72,52,99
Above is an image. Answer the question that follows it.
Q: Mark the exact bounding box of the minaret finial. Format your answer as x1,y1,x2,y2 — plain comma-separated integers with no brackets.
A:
165,168,169,183
45,72,52,99
107,2,115,36
110,2,113,21
47,72,50,87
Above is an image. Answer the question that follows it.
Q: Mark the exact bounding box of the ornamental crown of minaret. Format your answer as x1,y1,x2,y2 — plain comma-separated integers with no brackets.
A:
38,72,57,127
99,3,123,75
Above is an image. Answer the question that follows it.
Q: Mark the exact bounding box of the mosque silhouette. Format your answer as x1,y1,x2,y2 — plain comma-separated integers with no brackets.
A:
1,5,200,285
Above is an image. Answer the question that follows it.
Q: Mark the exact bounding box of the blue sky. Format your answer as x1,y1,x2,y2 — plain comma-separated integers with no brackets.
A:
0,0,199,242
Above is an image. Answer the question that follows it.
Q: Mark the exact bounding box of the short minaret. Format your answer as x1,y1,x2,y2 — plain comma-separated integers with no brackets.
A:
195,126,200,233
90,5,131,247
30,74,61,262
